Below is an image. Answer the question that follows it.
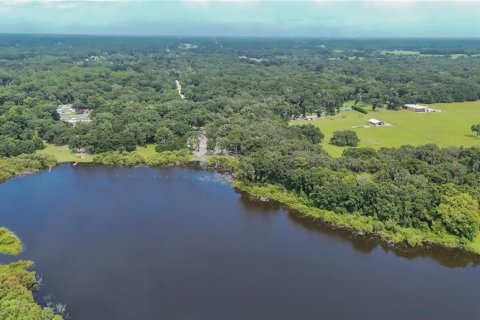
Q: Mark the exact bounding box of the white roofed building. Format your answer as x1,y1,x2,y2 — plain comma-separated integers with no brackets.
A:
368,118,384,126
404,104,441,113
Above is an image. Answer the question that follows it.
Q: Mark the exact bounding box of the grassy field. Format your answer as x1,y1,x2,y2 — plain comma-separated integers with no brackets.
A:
380,50,420,55
135,144,157,158
36,144,94,163
37,143,159,163
293,101,480,156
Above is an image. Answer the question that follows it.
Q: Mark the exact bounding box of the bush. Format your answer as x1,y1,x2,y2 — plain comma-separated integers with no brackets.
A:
93,151,145,166
330,130,360,147
0,228,21,255
145,150,192,166
352,105,368,114
0,154,57,183
0,233,63,320
437,193,480,241
206,155,239,173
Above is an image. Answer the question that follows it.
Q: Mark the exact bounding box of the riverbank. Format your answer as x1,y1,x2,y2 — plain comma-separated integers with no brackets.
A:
0,229,63,320
0,154,57,184
0,227,21,255
233,181,480,256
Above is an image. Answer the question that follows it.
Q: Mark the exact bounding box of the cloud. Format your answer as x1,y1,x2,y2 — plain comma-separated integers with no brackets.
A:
0,0,479,37
40,1,80,9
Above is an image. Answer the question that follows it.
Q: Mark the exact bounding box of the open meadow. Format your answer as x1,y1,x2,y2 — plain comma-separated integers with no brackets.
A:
36,144,160,163
36,144,94,163
293,101,480,156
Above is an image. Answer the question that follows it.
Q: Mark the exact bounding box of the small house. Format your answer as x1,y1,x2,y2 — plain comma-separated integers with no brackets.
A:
368,118,384,126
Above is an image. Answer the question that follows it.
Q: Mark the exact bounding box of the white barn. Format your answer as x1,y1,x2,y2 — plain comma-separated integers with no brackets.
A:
405,104,428,112
404,104,441,113
368,118,384,126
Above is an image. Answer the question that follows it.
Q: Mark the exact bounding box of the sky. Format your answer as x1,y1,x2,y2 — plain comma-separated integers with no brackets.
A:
0,0,480,37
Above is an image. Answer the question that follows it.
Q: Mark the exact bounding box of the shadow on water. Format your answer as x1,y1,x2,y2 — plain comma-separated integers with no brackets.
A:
238,193,480,269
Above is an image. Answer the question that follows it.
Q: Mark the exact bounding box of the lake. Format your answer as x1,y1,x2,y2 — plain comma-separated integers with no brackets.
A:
0,164,479,320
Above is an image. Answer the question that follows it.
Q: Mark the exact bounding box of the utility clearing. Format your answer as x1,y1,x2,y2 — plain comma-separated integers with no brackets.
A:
175,80,185,100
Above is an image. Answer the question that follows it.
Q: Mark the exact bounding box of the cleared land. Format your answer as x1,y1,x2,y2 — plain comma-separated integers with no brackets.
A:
135,144,157,158
36,144,94,163
294,101,480,157
37,144,160,163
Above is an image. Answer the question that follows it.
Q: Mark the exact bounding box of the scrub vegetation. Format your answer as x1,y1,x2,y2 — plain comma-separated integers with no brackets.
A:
0,154,56,182
0,229,63,320
0,227,21,255
93,149,192,167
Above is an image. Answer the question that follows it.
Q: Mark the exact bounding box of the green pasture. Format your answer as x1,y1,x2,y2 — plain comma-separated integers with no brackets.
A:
293,101,480,157
37,143,160,163
37,144,94,163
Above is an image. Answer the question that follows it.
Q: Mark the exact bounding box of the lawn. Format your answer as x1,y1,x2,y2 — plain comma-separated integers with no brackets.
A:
37,143,160,163
293,101,480,157
135,144,158,158
36,143,94,163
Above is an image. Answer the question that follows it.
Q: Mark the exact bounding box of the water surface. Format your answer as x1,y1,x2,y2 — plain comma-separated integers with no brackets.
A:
0,164,478,320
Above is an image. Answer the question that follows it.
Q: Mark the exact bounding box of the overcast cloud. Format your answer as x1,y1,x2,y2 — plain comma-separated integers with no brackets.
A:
0,0,479,37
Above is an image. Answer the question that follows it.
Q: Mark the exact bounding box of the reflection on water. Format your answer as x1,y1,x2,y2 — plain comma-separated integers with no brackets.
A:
238,192,480,269
0,164,478,320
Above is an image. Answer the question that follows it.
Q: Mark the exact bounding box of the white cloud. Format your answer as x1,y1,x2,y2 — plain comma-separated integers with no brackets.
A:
40,1,80,9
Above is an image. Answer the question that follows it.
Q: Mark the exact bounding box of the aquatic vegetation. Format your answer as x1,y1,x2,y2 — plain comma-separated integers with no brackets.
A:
145,150,192,166
205,155,239,174
93,150,145,166
93,149,193,167
0,230,63,320
0,228,21,255
0,154,57,183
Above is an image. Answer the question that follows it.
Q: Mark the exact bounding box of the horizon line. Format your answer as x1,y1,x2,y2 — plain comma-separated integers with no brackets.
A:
1,32,480,40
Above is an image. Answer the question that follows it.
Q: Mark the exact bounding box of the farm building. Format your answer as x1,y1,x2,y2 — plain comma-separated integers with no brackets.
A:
404,104,441,113
368,118,384,126
304,115,318,120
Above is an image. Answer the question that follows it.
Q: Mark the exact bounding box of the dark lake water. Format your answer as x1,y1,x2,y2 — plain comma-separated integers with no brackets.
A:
0,164,479,320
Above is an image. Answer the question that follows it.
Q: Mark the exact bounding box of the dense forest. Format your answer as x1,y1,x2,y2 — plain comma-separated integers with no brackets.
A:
1,36,480,156
1,35,480,247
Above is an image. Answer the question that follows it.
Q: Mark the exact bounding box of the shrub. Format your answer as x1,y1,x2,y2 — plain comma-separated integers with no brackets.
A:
352,105,368,114
206,155,239,173
330,130,360,147
145,150,192,166
93,151,145,166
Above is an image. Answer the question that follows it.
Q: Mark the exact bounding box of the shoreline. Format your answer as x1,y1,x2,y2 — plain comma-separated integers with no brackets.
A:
3,158,480,259
232,181,480,257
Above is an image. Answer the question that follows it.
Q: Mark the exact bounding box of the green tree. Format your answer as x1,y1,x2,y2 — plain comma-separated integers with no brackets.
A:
437,193,480,240
330,130,360,147
471,123,480,136
294,124,324,144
